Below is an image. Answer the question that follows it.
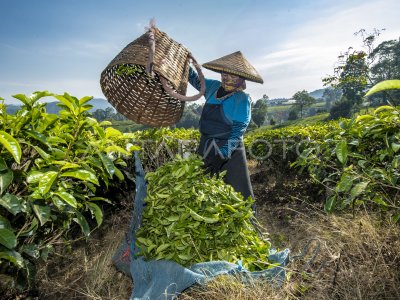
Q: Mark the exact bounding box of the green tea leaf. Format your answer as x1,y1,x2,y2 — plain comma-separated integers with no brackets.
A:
86,202,103,226
25,129,48,146
336,173,355,192
156,243,170,254
391,142,400,153
0,158,8,172
355,115,374,123
104,145,129,155
0,228,17,249
0,194,22,215
335,140,348,164
0,131,21,164
0,168,13,195
59,162,81,170
99,121,112,126
32,204,51,226
54,191,77,208
374,105,396,114
26,171,44,184
12,94,31,106
114,167,124,181
73,211,90,237
32,145,51,161
373,197,388,207
38,171,58,195
350,181,369,199
105,127,122,139
20,244,40,259
54,95,75,113
61,169,99,185
0,249,24,268
79,96,93,105
365,80,400,97
0,215,12,230
98,152,115,177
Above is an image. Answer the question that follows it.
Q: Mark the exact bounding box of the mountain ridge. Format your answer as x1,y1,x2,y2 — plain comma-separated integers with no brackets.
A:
5,98,113,115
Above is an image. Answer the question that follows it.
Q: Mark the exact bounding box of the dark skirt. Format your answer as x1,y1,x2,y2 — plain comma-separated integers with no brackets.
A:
197,138,254,200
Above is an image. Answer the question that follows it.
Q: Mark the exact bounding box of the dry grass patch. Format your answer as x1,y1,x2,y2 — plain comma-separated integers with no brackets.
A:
37,212,132,300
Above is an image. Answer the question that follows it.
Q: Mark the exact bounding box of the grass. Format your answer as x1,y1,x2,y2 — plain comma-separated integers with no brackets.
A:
267,102,326,113
109,120,146,132
248,112,330,134
36,212,133,300
272,112,329,128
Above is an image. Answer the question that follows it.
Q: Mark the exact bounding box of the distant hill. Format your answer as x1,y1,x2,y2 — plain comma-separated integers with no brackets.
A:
89,98,113,111
309,88,326,99
266,88,326,104
5,98,113,115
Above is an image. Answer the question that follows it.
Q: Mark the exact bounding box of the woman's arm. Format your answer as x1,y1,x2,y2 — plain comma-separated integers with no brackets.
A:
189,67,202,91
219,94,251,158
188,67,220,98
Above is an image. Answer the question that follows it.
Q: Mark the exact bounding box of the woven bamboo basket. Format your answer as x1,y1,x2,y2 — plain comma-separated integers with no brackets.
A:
100,25,205,127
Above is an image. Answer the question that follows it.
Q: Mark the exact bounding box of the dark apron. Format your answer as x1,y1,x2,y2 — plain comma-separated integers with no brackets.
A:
196,103,254,200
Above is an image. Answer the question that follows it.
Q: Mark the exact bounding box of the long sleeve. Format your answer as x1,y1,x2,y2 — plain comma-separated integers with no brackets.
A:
189,67,202,91
219,94,251,158
188,67,220,100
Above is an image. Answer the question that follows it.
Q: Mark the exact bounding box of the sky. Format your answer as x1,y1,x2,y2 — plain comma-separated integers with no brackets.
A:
1,0,400,104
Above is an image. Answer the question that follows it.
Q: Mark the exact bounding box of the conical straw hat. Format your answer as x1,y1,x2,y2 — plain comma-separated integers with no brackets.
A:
202,51,263,84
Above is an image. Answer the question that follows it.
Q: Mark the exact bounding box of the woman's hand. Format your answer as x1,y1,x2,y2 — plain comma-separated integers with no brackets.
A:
204,155,228,175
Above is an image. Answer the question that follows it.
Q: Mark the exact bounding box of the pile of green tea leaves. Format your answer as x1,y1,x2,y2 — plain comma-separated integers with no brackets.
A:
135,155,271,271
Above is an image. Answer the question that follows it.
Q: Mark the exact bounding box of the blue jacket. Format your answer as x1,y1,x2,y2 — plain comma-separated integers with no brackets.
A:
189,68,251,157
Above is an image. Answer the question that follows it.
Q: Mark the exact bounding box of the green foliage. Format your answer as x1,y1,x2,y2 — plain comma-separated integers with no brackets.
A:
175,103,203,129
0,91,138,289
322,87,342,110
288,110,298,121
293,103,400,220
251,99,268,127
131,127,200,171
365,79,400,97
92,107,126,122
291,90,316,119
323,30,400,114
328,97,354,119
369,39,400,88
244,121,339,164
136,155,271,271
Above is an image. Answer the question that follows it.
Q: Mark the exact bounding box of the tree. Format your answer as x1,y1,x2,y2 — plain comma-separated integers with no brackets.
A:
324,50,369,110
329,96,353,119
291,90,316,119
288,110,298,120
368,38,400,105
370,39,400,80
175,103,203,128
251,98,268,127
104,107,115,119
323,29,384,118
322,87,342,110
92,108,107,121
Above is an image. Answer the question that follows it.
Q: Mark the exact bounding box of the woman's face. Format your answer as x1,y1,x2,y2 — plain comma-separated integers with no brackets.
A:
221,73,246,91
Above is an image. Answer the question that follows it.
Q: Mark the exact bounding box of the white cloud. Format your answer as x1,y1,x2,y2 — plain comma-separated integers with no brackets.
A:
249,0,400,99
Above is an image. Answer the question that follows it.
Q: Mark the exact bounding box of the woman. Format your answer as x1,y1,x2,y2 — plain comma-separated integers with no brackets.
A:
188,51,264,203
